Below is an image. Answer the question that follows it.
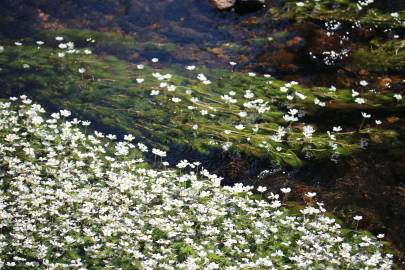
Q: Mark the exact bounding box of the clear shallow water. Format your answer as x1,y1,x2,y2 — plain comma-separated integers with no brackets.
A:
1,0,405,263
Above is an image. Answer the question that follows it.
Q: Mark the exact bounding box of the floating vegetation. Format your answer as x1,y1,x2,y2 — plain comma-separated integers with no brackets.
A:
351,40,405,73
0,97,395,269
267,0,405,77
269,0,405,28
0,35,403,167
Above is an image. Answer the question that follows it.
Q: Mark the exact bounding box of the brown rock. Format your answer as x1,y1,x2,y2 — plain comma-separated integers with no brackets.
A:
242,16,259,25
377,77,392,89
386,116,400,124
208,47,226,58
287,36,304,48
358,69,369,76
210,0,236,10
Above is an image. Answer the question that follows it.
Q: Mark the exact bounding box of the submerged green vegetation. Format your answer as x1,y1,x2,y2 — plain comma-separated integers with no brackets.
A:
268,0,405,27
351,40,405,73
0,32,403,167
268,0,405,77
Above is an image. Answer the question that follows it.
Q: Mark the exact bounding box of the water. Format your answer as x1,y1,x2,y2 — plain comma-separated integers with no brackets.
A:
1,0,405,263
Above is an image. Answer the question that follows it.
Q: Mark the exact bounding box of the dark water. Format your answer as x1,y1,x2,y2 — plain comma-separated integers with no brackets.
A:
1,0,405,263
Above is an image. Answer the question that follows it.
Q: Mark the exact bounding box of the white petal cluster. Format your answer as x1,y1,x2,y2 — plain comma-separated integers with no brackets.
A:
0,98,393,269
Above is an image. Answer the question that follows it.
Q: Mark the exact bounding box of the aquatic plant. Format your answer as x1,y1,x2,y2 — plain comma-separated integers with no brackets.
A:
267,0,404,73
0,36,403,167
0,97,395,269
269,0,405,27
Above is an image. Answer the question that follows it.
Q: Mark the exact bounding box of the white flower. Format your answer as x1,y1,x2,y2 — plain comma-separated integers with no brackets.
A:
0,45,4,52
394,94,402,101
355,98,366,104
192,124,198,130
152,148,166,157
167,85,176,92
150,90,159,96
185,65,196,70
257,186,267,193
361,112,371,118
229,61,237,66
197,73,208,82
15,42,22,46
303,125,315,139
137,64,144,69
375,120,382,125
244,90,254,99
172,97,182,103
289,108,298,115
55,36,64,41
359,80,368,86
151,58,159,63
305,192,317,198
280,187,291,193
333,126,342,132
353,215,363,221
124,134,135,141
60,109,71,117
78,68,86,74
314,98,326,107
177,160,189,169
248,72,256,77
137,142,148,152
235,124,245,130
136,78,144,83
296,2,305,6
295,92,306,100
36,41,44,45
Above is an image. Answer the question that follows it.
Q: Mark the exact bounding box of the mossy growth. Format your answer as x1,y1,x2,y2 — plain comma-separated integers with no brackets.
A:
8,28,180,61
268,0,405,28
0,35,403,167
351,39,405,73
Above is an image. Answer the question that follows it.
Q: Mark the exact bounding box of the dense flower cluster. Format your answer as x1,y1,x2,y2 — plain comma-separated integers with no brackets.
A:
0,97,394,269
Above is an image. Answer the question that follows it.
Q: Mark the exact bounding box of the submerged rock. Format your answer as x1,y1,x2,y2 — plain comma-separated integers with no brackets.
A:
210,0,265,11
209,0,236,10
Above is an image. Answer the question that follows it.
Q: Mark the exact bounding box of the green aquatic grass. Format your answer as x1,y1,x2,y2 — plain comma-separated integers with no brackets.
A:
351,40,405,73
268,0,405,28
0,38,403,167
